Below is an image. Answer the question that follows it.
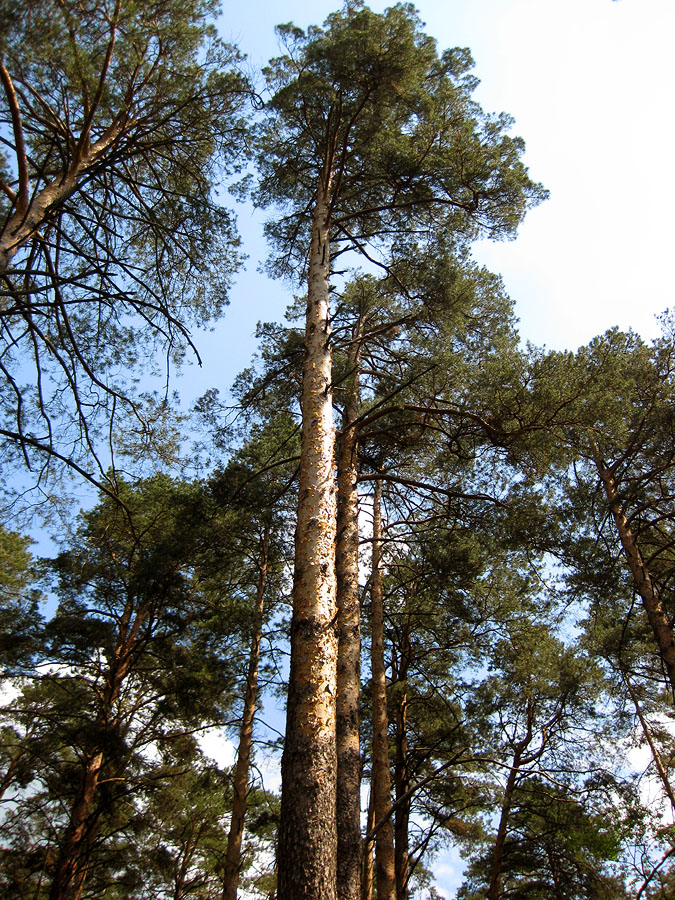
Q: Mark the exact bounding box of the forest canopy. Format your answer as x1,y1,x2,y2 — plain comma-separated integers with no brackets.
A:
1,2,673,900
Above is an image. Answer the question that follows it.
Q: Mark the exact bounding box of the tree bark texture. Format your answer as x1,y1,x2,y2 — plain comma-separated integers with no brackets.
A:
362,785,375,900
222,525,270,900
48,750,104,900
486,750,521,900
593,451,675,694
370,480,397,900
393,626,410,900
336,325,364,900
277,192,339,900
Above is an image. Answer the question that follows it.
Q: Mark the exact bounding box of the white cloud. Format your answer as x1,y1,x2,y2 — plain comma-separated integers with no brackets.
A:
198,727,236,768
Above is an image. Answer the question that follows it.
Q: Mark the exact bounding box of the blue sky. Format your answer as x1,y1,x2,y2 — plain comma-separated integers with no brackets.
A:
190,3,675,893
17,2,675,891
178,0,675,408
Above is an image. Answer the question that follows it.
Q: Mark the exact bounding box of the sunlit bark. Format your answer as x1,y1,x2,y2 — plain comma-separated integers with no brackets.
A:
277,190,339,900
370,480,397,900
336,321,364,900
362,785,375,900
593,445,675,694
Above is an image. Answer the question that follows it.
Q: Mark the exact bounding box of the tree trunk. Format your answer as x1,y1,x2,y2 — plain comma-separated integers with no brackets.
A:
0,62,125,275
336,323,364,900
393,625,410,900
175,819,204,900
487,701,535,900
370,479,397,900
593,450,675,694
277,190,339,900
486,750,521,900
621,665,675,814
48,750,104,900
362,784,375,900
48,616,137,900
222,524,271,900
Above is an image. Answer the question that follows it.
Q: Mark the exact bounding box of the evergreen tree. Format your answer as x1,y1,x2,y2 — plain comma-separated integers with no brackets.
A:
0,476,243,899
459,777,631,900
0,0,249,486
207,416,298,900
0,524,44,673
255,5,545,895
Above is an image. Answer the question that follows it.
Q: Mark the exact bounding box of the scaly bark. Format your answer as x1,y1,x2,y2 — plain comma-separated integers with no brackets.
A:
370,479,397,900
277,189,339,900
48,750,105,900
592,446,675,694
336,321,364,900
222,525,271,900
362,785,375,900
393,624,410,900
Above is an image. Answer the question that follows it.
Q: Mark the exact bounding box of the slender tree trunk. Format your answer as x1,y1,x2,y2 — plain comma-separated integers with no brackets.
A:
336,323,364,900
362,784,375,900
175,819,204,900
593,449,675,694
621,665,675,814
393,625,410,900
487,702,536,900
277,189,339,900
223,525,271,900
548,849,561,894
486,750,522,900
48,623,137,900
48,750,104,900
370,480,397,900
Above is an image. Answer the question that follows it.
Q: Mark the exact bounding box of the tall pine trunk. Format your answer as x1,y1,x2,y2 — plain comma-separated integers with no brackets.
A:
336,323,364,900
222,524,271,900
393,625,410,900
592,448,675,694
486,751,522,900
362,785,375,900
370,480,397,900
48,750,105,900
277,190,339,900
48,588,144,900
48,650,132,899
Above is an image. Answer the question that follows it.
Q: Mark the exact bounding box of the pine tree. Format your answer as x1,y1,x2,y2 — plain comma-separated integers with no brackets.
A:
0,0,248,485
0,477,245,899
256,8,544,868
